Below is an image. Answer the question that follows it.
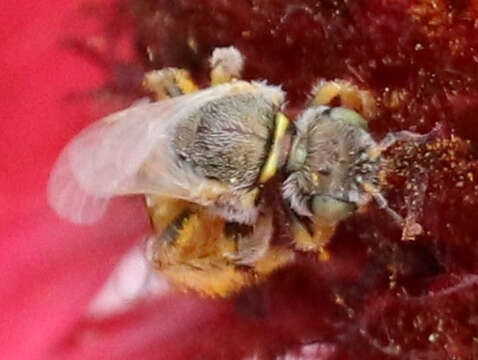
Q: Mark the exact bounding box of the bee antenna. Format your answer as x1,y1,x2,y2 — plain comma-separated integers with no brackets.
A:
378,130,429,153
371,191,404,227
360,182,404,227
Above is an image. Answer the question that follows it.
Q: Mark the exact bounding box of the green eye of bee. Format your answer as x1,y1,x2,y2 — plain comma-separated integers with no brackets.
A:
330,107,368,130
311,195,356,222
287,142,307,171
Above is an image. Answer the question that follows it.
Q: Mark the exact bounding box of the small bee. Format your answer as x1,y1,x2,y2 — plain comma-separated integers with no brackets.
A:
49,47,423,297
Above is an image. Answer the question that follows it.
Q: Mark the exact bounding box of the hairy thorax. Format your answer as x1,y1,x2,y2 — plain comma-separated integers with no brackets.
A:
172,93,277,190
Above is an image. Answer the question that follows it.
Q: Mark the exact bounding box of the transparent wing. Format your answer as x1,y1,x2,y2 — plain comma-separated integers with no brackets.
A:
48,82,275,224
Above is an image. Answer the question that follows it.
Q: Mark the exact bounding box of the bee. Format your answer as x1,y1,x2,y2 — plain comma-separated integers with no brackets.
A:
48,47,423,297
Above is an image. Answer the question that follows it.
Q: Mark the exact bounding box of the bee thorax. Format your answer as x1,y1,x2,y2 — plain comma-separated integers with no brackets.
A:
172,93,278,189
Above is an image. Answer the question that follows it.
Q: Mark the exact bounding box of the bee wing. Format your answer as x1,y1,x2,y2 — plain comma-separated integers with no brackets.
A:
48,83,254,224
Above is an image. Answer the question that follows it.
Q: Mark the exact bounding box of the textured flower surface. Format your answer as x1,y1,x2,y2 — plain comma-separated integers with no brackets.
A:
2,0,478,359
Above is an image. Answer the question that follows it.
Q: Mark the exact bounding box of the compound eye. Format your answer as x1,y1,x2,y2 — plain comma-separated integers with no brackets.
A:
311,195,356,222
287,141,307,172
329,107,368,130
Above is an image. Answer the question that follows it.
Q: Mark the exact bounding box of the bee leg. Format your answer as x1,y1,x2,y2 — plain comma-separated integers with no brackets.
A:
209,46,245,85
291,215,335,261
361,169,426,242
224,211,295,279
146,195,193,241
148,196,251,297
293,195,356,259
143,68,199,100
361,184,404,226
360,181,424,241
310,79,376,120
149,198,293,295
226,211,274,265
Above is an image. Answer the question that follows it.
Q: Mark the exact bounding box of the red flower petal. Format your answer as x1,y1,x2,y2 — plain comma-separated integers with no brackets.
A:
3,0,478,359
0,1,150,359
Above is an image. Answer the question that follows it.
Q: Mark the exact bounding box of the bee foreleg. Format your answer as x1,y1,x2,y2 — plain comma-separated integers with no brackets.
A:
143,68,199,100
292,195,357,258
291,214,335,261
209,46,245,85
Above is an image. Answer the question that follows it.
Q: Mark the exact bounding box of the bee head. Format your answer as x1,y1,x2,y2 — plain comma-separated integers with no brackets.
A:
283,106,379,221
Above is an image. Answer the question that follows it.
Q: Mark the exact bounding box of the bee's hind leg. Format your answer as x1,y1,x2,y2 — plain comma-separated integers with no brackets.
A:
148,197,249,297
225,211,274,266
143,68,199,100
225,211,295,279
209,46,245,85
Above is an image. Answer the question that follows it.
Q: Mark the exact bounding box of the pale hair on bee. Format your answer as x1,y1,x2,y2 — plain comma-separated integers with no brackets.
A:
48,46,427,296
209,46,244,83
48,80,284,224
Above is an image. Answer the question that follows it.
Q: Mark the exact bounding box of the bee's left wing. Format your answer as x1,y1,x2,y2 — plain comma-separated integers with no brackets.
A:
48,81,283,224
